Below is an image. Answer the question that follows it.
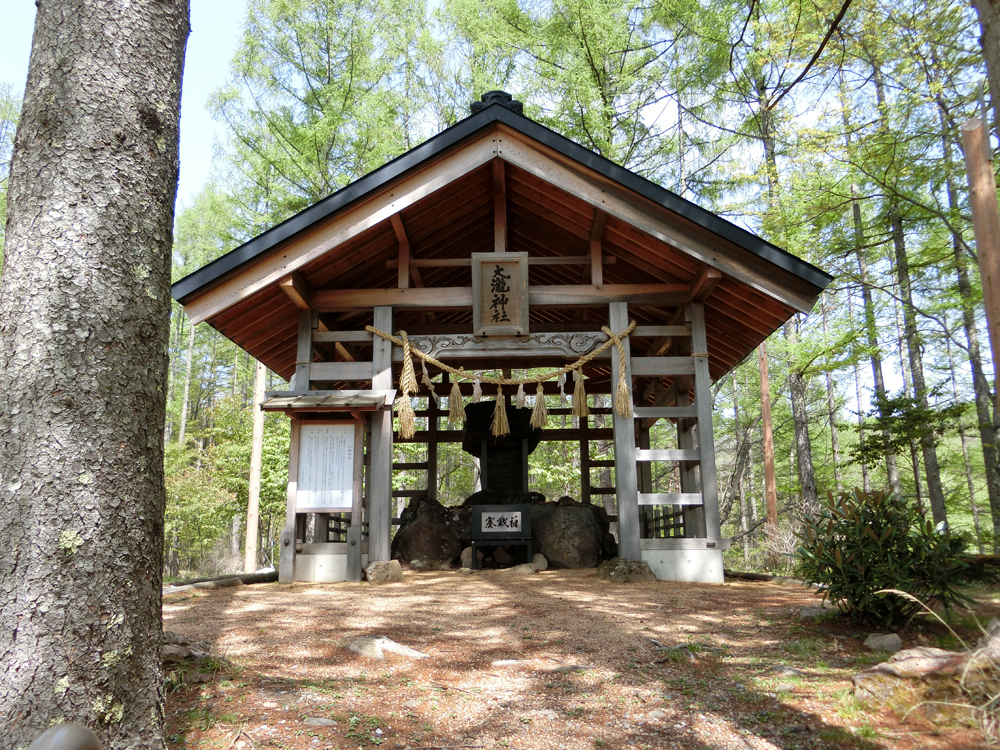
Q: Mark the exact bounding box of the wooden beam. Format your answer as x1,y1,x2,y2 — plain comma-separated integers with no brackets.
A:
309,361,373,381
310,283,690,311
280,272,313,310
497,128,820,312
390,214,410,289
630,357,697,377
589,209,607,285
182,134,498,324
385,255,617,268
494,158,507,253
638,492,703,506
635,449,700,462
689,265,722,302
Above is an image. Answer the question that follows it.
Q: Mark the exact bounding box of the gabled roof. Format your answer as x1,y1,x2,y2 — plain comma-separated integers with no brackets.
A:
172,97,831,385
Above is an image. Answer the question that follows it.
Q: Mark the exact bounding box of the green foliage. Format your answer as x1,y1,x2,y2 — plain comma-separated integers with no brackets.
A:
849,390,968,468
797,488,973,628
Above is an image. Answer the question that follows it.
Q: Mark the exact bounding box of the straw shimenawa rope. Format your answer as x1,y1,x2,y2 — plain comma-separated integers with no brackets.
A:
368,321,637,438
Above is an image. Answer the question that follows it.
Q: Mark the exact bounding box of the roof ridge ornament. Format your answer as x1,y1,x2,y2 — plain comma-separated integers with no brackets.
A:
471,90,523,116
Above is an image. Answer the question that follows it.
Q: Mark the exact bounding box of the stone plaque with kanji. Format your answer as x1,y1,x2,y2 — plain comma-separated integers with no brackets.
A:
471,252,529,337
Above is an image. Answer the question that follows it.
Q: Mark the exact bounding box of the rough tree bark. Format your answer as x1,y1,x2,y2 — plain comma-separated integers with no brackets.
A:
0,3,189,749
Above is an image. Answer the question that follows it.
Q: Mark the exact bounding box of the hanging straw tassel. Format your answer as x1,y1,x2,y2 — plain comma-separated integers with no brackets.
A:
448,378,464,425
491,385,510,437
530,382,548,429
572,368,590,418
557,372,567,404
420,357,436,396
473,378,482,403
516,383,525,409
396,331,419,439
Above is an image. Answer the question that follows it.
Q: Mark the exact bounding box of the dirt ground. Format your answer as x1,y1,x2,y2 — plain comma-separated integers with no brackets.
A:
162,570,998,750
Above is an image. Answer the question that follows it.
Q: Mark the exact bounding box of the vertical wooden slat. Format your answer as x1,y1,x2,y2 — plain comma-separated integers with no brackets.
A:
369,306,394,562
494,158,507,253
279,415,302,584
347,420,365,581
674,381,703,537
580,414,591,504
690,302,721,538
589,209,606,285
427,395,439,499
294,310,313,392
610,302,640,560
638,427,653,538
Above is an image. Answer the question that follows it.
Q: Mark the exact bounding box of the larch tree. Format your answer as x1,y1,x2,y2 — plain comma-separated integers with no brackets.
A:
0,2,189,749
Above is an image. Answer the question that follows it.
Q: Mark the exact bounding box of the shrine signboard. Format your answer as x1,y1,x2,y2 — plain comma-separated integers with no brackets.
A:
296,423,356,512
471,252,529,337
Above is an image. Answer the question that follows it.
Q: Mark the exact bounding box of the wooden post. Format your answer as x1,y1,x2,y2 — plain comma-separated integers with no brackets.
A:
610,302,640,560
675,380,703,537
347,420,365,581
759,343,778,532
427,395,439,498
580,414,591,504
494,158,507,253
637,427,653,538
244,359,266,574
294,310,313,393
962,117,1000,420
369,306,394,561
690,303,721,538
279,415,302,584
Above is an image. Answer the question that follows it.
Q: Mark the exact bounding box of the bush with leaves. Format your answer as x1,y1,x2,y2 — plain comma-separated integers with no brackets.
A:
797,488,973,628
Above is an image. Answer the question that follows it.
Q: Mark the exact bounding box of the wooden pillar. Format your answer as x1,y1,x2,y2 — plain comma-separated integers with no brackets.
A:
244,359,266,574
369,306,394,562
675,381,704,537
279,415,302,584
580,414,591,504
690,302,721,538
427,394,439,499
294,310,313,392
610,302,640,560
346,420,366,581
637,428,653,538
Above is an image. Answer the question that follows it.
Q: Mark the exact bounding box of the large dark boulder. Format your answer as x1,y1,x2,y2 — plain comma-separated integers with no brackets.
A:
530,501,602,568
391,496,463,568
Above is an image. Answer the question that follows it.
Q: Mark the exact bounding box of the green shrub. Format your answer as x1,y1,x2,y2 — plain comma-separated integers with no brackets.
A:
796,488,973,628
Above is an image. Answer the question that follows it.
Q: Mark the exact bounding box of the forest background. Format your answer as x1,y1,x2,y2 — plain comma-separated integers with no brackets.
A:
1,0,995,577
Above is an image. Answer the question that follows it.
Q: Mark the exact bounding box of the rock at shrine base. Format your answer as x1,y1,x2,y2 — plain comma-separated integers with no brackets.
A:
597,558,656,583
531,504,602,568
391,496,463,568
640,547,725,583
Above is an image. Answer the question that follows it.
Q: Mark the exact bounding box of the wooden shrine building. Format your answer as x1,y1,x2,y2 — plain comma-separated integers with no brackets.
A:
171,91,831,584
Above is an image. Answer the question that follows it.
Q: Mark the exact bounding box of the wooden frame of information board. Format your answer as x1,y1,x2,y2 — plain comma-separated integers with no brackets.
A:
471,252,529,337
292,419,365,514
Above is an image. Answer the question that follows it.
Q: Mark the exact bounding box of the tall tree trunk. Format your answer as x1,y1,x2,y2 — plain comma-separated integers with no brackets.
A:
941,110,1000,550
870,60,947,523
890,203,948,524
178,320,196,446
759,344,778,532
732,375,750,559
847,295,871,492
820,296,843,493
946,334,986,553
840,74,900,491
0,2,189,748
785,317,819,514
